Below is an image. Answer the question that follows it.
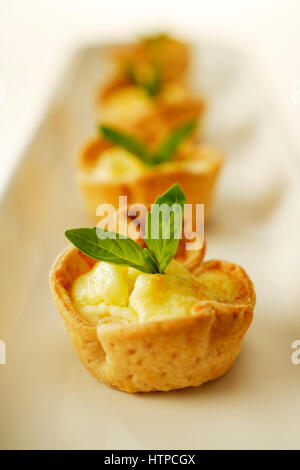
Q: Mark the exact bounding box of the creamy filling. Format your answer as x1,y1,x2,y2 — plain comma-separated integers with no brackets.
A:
101,82,189,126
101,86,154,124
159,82,189,104
71,260,238,325
88,144,218,182
90,147,146,181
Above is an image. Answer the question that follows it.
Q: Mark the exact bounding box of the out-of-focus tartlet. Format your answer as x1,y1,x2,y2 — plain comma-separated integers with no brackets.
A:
76,123,222,220
111,33,190,84
97,34,204,132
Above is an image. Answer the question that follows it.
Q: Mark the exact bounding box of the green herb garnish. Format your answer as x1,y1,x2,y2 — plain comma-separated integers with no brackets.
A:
126,64,162,97
99,126,151,165
99,125,150,164
65,227,157,273
65,184,186,274
151,120,196,165
145,183,186,273
99,120,196,166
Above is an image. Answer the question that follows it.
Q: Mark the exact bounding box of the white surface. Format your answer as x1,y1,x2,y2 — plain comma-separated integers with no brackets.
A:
0,42,299,450
1,0,300,197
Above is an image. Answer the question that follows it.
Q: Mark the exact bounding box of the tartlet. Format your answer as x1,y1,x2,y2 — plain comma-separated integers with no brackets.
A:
49,244,255,393
97,33,205,141
76,137,223,220
110,33,190,84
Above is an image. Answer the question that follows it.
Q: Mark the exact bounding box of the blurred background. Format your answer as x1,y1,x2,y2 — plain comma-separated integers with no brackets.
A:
0,0,300,198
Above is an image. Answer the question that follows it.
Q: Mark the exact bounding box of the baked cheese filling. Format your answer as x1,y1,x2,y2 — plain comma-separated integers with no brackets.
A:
159,82,189,104
71,260,239,325
88,144,218,182
101,86,154,124
101,82,189,126
90,147,146,181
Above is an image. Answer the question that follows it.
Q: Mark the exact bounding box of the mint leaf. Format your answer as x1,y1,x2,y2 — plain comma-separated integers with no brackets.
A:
126,64,161,97
99,120,196,166
152,120,197,165
65,227,158,274
145,184,186,273
99,125,151,165
65,185,186,275
142,67,161,97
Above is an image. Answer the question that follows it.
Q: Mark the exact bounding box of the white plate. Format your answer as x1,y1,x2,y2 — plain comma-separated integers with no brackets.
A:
0,42,299,450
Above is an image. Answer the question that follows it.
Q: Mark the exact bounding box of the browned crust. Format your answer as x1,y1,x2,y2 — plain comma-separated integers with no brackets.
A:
49,247,255,393
131,99,206,146
76,137,223,221
100,75,132,103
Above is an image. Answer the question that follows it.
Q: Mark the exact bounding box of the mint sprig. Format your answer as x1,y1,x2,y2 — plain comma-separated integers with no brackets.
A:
99,120,196,166
99,126,150,165
65,184,186,274
145,184,186,273
126,64,161,97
